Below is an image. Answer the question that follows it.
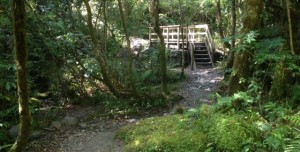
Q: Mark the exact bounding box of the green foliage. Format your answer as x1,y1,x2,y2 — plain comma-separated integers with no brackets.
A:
264,102,291,122
0,105,19,123
207,114,255,151
0,122,12,147
285,111,300,127
285,134,300,152
290,85,300,107
134,48,183,85
215,91,254,111
117,104,275,151
264,126,291,151
116,115,207,152
230,31,259,52
117,102,299,151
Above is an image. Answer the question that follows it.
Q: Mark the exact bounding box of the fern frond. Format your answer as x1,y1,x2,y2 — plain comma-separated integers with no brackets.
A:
285,111,300,126
285,135,300,152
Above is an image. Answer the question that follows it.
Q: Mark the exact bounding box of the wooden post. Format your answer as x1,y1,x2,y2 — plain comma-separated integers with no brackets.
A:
149,27,152,47
185,26,188,49
167,27,169,48
190,43,195,70
177,26,180,49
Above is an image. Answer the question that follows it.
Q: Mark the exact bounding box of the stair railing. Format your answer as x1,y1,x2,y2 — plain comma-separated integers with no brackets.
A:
204,25,215,66
149,24,215,66
193,25,214,67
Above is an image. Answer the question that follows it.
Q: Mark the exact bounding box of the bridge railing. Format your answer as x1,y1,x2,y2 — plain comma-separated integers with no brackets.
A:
149,24,215,54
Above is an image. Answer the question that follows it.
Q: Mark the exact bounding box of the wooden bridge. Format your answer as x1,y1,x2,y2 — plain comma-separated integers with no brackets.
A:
149,24,215,68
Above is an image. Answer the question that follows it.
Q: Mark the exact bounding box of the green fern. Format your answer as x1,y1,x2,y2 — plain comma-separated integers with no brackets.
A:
285,135,300,152
285,111,300,126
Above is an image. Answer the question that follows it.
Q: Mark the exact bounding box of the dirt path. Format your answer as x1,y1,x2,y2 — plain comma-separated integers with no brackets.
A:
25,66,223,152
176,66,223,109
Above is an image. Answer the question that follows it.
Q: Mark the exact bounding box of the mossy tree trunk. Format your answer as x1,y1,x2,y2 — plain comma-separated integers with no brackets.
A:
152,0,170,95
117,0,136,95
10,0,31,151
270,0,294,100
227,0,263,95
270,62,291,100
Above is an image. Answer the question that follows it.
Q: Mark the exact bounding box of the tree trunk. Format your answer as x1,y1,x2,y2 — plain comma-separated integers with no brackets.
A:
227,0,263,95
286,0,294,55
117,0,136,94
10,0,31,151
270,62,291,100
226,0,236,69
269,0,294,100
83,0,123,97
152,0,170,95
103,0,107,52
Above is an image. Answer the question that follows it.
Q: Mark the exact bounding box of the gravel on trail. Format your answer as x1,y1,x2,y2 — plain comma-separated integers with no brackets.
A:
25,66,223,152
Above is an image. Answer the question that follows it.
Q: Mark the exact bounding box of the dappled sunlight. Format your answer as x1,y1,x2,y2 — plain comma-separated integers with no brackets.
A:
134,140,140,146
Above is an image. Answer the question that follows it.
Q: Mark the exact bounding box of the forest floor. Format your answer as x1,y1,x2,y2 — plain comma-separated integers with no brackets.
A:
25,66,223,152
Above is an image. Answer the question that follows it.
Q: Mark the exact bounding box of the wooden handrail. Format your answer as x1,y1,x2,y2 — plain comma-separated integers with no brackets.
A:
149,24,215,54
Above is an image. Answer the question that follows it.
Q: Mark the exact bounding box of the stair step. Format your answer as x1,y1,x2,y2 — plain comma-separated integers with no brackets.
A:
196,62,212,65
195,47,206,50
194,54,209,58
195,58,210,60
195,60,211,62
195,50,206,52
194,53,208,55
194,52,208,56
194,53,209,55
194,51,208,54
194,43,206,46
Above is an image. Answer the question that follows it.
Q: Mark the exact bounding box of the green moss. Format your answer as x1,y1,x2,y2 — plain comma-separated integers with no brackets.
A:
116,115,207,152
116,104,265,152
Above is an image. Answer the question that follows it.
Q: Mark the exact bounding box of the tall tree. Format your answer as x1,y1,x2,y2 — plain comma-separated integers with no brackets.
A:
83,0,123,97
269,0,295,100
152,0,170,95
117,0,136,94
227,0,263,95
226,0,237,69
10,0,31,151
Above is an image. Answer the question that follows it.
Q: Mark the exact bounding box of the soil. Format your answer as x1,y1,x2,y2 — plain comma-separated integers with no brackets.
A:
24,66,223,152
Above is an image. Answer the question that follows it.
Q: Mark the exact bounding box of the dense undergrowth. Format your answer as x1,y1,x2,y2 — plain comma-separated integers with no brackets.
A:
116,92,300,152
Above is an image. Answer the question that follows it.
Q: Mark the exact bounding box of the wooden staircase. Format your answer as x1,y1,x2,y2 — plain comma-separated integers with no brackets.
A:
194,42,212,65
149,24,215,68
